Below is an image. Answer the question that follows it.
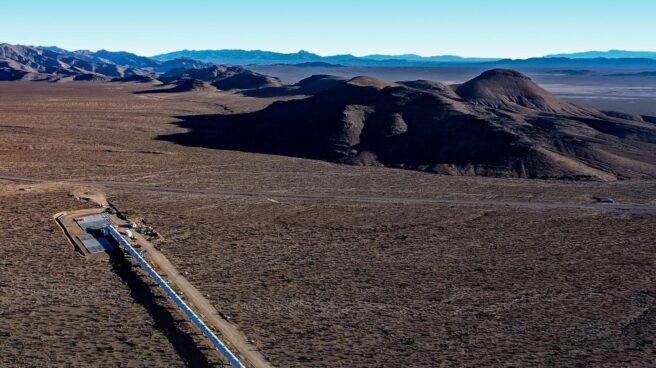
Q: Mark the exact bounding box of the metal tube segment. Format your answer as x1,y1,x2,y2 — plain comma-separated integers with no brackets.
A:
105,225,246,368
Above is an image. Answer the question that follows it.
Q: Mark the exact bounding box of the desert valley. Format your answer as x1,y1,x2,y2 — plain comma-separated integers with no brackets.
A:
1,37,656,368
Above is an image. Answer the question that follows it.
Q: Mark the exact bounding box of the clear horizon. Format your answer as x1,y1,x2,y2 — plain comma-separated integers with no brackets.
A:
1,0,654,58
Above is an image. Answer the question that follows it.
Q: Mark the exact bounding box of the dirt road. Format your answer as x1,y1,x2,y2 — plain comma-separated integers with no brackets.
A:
3,175,656,214
54,207,272,368
129,228,273,368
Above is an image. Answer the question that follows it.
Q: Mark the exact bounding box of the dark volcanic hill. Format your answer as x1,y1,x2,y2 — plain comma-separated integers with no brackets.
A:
243,74,348,97
161,69,656,180
455,69,593,115
135,79,215,94
158,65,283,90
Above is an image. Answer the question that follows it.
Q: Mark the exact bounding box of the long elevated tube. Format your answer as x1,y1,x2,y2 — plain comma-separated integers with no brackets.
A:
105,225,246,368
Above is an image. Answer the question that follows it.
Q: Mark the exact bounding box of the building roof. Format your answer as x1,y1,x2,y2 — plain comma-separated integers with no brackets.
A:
75,213,112,231
77,234,114,254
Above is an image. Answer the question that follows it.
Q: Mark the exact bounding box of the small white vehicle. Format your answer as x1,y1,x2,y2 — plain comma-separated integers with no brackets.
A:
126,229,137,240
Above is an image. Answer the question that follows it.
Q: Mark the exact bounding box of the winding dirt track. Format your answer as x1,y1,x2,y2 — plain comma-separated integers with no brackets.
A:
2,175,656,215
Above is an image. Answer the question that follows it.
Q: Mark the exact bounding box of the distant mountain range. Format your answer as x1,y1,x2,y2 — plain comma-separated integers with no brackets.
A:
3,43,656,83
483,57,656,69
2,42,654,179
152,49,656,67
0,43,210,81
362,54,498,63
0,43,291,91
151,49,502,66
546,50,656,59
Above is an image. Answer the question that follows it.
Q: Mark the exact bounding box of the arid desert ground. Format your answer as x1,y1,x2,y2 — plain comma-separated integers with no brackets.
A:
1,81,655,367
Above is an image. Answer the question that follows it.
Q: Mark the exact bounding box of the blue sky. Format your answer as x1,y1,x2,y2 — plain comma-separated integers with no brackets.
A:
1,0,653,58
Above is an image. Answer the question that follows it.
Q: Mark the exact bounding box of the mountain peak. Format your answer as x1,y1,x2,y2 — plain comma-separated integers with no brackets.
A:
161,68,656,180
347,76,397,89
455,69,589,114
476,68,530,80
545,50,656,59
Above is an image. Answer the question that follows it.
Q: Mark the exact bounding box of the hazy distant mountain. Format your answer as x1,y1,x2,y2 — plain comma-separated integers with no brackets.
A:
157,65,283,91
5,42,656,85
287,62,345,68
152,50,324,65
63,49,211,73
604,71,656,77
152,49,656,68
483,57,656,69
40,46,69,54
0,43,211,81
152,49,501,66
546,50,656,59
363,54,498,63
0,43,119,81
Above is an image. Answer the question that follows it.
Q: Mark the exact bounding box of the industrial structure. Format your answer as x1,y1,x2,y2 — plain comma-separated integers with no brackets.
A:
76,233,113,254
55,210,247,368
104,225,246,368
74,213,112,231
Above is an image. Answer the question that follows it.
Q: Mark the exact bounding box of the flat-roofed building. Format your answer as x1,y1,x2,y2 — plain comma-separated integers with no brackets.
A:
77,234,114,254
75,213,112,231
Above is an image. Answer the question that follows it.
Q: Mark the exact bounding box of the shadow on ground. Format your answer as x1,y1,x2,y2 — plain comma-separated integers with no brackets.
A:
110,250,218,367
157,112,329,161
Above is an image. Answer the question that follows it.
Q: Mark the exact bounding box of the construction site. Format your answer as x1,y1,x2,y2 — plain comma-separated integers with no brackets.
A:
53,205,269,368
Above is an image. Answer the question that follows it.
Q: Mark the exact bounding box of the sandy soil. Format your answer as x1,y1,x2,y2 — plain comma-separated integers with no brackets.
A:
111,193,656,367
0,191,225,367
0,82,655,366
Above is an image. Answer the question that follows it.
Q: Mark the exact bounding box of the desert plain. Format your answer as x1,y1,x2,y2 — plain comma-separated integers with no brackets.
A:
0,79,655,367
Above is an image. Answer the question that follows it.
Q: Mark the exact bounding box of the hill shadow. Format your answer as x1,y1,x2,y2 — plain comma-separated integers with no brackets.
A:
157,111,324,160
241,86,301,97
157,113,238,148
135,82,198,94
